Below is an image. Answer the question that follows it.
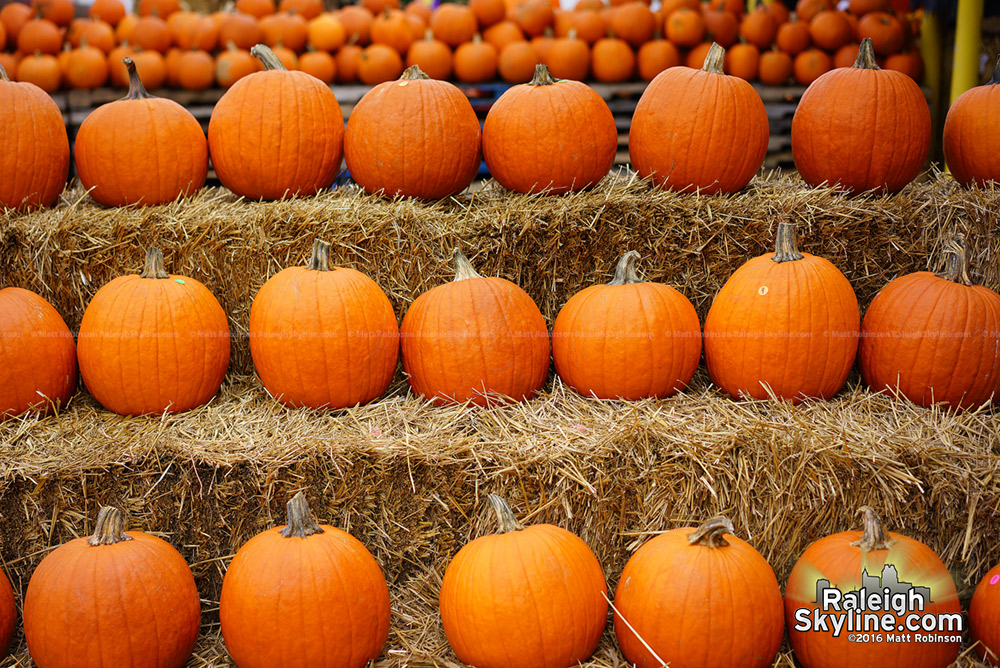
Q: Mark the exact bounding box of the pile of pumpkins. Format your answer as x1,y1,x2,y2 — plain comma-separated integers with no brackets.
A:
0,495,998,668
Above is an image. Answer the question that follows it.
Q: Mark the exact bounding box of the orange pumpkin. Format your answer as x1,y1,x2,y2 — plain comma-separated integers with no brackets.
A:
406,28,452,79
808,9,852,51
759,48,792,84
545,28,587,79
237,0,276,17
944,55,1000,187
335,39,363,82
665,6,704,46
216,41,259,87
848,0,890,14
138,0,181,18
724,41,759,79
591,35,634,81
357,41,404,83
796,0,832,21
794,46,831,83
298,48,335,81
482,19,526,52
685,40,713,67
259,11,308,50
497,40,537,82
971,562,1000,666
610,1,655,47
453,33,498,83
67,18,116,53
64,39,109,89
833,41,860,67
306,12,345,50
701,5,739,47
279,0,323,19
637,37,679,80
429,3,476,46
33,0,74,27
338,5,374,43
572,8,605,43
857,10,903,55
739,5,777,48
471,0,507,27
776,18,811,54
884,48,922,80
176,13,220,51
131,15,172,53
371,7,414,53
17,18,63,55
89,0,126,25
0,3,33,44
15,52,61,92
510,0,554,36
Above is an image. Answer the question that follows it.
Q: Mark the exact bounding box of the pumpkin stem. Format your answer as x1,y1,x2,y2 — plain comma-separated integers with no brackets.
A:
852,38,880,70
251,43,287,71
422,27,434,41
687,516,735,548
123,57,152,100
607,251,641,285
400,64,430,80
530,63,557,86
989,54,1000,85
0,63,8,81
937,235,973,286
307,239,332,271
850,506,896,552
226,39,239,53
771,222,804,263
88,507,133,546
487,494,524,533
279,491,325,538
140,248,170,279
701,42,725,74
453,247,483,281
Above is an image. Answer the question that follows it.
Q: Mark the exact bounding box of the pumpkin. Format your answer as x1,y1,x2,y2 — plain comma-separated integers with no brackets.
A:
0,21,5,51
760,0,790,24
115,13,139,43
138,0,181,18
808,10,852,50
209,44,344,200
335,39,363,82
176,49,215,89
453,34,498,83
471,0,507,27
15,53,61,93
345,65,480,200
77,247,230,415
23,506,201,668
572,8,605,43
701,5,739,47
796,0,832,21
338,6,374,44
848,0,890,14
406,28,452,80
237,0,275,18
404,1,432,23
17,19,63,55
306,13,345,50
131,16,172,53
298,48,335,81
497,41,536,82
637,37,679,80
794,46,832,83
611,1,655,47
0,569,13,658
833,41,860,67
358,42,404,83
792,38,930,193
630,42,768,193
360,0,400,15
665,7,705,46
885,48,922,80
400,248,549,405
220,492,391,668
971,562,1000,666
89,0,126,25
371,8,414,53
591,35,634,81
439,494,607,668
546,29,588,80
739,5,777,48
614,517,784,668
511,0,554,36
0,61,69,209
64,39,109,89
67,18,115,53
552,251,701,399
785,506,961,668
176,13,220,51
0,3,33,44
704,222,859,402
859,236,1000,410
857,11,903,55
776,18,811,54
429,3,476,46
216,41,259,87
724,41,759,80
259,12,308,50
279,0,323,19
270,43,299,69
943,55,1000,187
530,29,555,63
482,19,525,52
685,40,712,67
759,48,793,84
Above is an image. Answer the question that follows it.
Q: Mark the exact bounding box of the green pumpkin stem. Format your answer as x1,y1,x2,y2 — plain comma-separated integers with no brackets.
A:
251,43,287,71
400,64,430,80
853,38,880,70
530,63,557,86
279,491,325,538
687,516,734,548
123,57,152,101
140,248,170,279
307,239,332,271
701,42,725,74
937,236,972,286
989,55,1000,85
453,247,483,281
0,63,8,82
88,507,133,546
608,251,641,285
850,506,895,552
772,222,804,263
487,494,524,533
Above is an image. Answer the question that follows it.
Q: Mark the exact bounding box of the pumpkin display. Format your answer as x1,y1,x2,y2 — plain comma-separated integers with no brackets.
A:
23,506,201,668
614,517,784,668
220,492,391,668
785,506,961,668
338,6,374,44
0,568,13,658
209,44,344,200
345,65,480,199
400,248,549,406
483,64,616,194
943,55,1000,188
860,236,1000,410
704,222,859,402
439,494,607,668
76,57,208,206
77,247,230,415
792,38,930,193
630,42,768,193
971,562,1000,666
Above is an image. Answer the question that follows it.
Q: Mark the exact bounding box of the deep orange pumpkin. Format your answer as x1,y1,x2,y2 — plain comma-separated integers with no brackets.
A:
702,5,739,46
943,55,1000,187
637,37,680,80
591,35,635,81
15,53,61,93
724,41,759,79
739,5,777,48
306,12,345,50
971,562,1000,666
759,48,793,84
776,18,811,54
497,40,537,82
856,10,903,55
338,5,374,43
611,1,655,47
429,3,476,46
63,40,109,89
216,41,259,87
453,34,498,83
808,9,852,50
357,42,405,83
89,0,126,25
298,48,335,81
794,46,832,83
17,18,62,55
371,7,414,53
406,28,452,79
482,19,525,52
545,28,588,80
665,6,705,46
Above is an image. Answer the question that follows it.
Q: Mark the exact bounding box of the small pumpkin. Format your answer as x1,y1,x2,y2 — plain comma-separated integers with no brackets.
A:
0,3,33,44
637,36,680,80
215,41,259,87
406,28,452,80
482,19,525,52
665,6,705,46
471,0,507,27
833,41,860,67
63,39,109,89
358,42,405,83
259,11,308,50
545,28,588,80
89,0,126,26
776,18,811,54
510,0,555,37
338,5,374,43
591,35,635,82
724,41,759,80
794,46,832,83
971,562,1000,666
17,18,63,55
701,5,739,47
497,40,537,83
131,15,172,53
943,55,1000,187
759,48,793,84
808,9,852,51
15,52,61,93
856,10,903,55
306,12,345,50
298,48,335,82
739,5,778,48
453,33,498,83
278,0,323,19
429,3,476,46
371,7,414,53
335,38,363,82
610,1,655,47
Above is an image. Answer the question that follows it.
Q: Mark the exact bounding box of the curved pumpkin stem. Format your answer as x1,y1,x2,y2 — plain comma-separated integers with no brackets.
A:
400,64,430,80
687,516,734,548
608,251,641,285
852,38,880,70
771,222,804,263
851,506,896,551
0,63,8,82
530,63,557,86
141,248,170,279
251,43,287,71
487,494,525,533
123,57,152,100
307,239,332,271
989,54,1000,85
279,491,325,538
453,247,483,281
701,42,725,74
88,507,133,546
937,236,972,286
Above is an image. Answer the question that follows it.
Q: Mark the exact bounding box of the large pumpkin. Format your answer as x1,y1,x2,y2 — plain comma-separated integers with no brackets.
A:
400,248,550,405
23,506,201,668
860,236,1000,410
785,506,961,668
792,38,930,193
0,61,69,210
703,222,859,402
970,562,1000,665
552,251,702,399
0,287,77,419
345,65,480,199
208,44,344,200
77,247,230,415
614,517,784,668
220,492,391,668
249,240,399,409
439,494,607,668
943,55,1000,188
483,64,616,195
629,42,769,194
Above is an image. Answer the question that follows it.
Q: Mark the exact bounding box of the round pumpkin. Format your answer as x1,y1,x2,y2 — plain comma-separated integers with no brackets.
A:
792,38,930,193
776,18,811,54
335,40,363,82
943,55,1000,188
703,222,859,402
483,19,525,52
471,0,507,27
306,12,345,50
439,494,607,668
545,29,588,80
220,492,391,668
400,248,549,406
637,38,680,80
724,41,759,80
511,0,554,36
429,3,476,46
63,40,109,89
216,41,259,87
497,40,537,83
371,7,414,53
808,9,852,50
614,517,784,668
406,28,452,80
131,16,172,53
611,1,655,47
77,247,230,415
345,65,481,200
338,5,374,43
17,19,62,55
453,34,498,83
739,6,777,48
23,506,201,668
237,0,275,18
857,11,903,55
971,562,1000,666
298,48,335,81
591,35,634,82
89,0,127,26
0,3,33,44
358,42,405,83
665,6,705,46
794,46,832,83
16,53,61,93
759,48,793,84
702,6,739,46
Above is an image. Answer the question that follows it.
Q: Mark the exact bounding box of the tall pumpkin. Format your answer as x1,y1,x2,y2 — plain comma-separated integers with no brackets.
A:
785,506,961,668
943,55,1000,188
552,251,702,399
483,64,616,195
77,247,230,415
220,492,391,668
439,495,607,668
970,562,1000,666
703,222,859,402
629,42,768,194
249,240,399,409
0,62,69,210
614,517,784,668
344,65,480,200
792,38,930,193
400,248,550,406
208,44,344,200
75,57,207,207
23,506,201,668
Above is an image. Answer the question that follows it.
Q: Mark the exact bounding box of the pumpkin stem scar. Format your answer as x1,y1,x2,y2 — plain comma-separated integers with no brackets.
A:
529,63,557,87
701,42,725,74
687,516,734,548
853,38,880,70
851,505,896,552
486,494,525,533
122,57,152,101
771,221,804,263
250,43,287,71
307,239,332,271
280,491,325,538
140,247,170,279
452,247,483,281
937,235,973,286
88,507,133,546
400,64,430,80
607,250,641,285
